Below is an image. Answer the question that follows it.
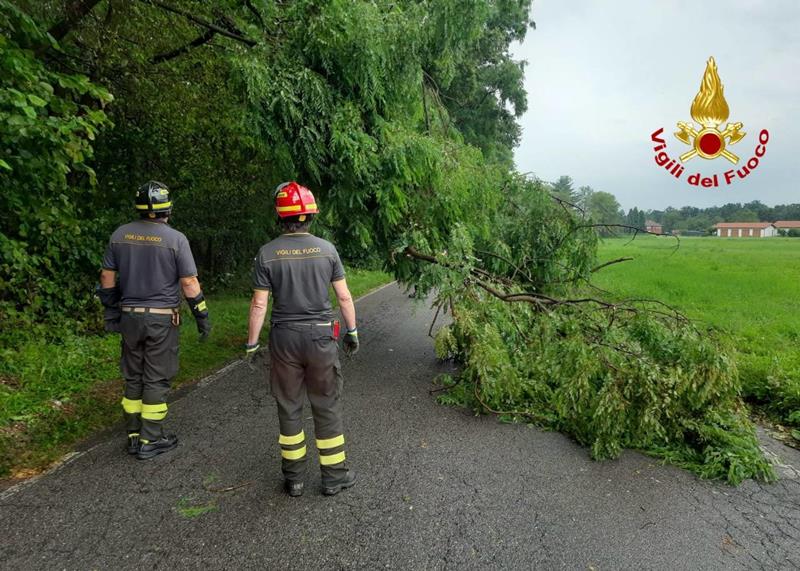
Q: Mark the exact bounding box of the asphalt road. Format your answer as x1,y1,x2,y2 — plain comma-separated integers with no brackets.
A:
2,284,799,570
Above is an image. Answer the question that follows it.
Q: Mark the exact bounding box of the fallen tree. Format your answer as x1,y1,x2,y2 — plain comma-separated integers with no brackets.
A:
404,175,775,485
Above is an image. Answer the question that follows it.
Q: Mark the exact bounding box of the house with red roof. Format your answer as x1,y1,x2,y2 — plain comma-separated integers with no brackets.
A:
644,220,663,235
713,222,777,238
773,221,800,232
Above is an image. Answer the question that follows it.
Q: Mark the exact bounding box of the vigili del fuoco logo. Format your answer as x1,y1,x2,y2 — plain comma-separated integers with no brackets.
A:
650,57,769,188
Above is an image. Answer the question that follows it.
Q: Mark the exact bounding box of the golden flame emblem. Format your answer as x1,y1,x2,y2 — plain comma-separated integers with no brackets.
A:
675,57,745,163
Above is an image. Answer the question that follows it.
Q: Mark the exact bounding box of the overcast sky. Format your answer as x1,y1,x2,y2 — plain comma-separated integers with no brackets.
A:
511,0,799,211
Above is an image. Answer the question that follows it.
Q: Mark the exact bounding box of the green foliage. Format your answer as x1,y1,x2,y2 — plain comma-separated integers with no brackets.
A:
1,2,113,324
3,0,533,322
440,293,773,485
421,182,774,485
434,326,457,361
549,175,576,203
586,191,623,228
624,207,647,232
594,236,800,434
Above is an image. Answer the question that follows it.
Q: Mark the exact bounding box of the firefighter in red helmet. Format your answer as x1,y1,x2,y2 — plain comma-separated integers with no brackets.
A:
246,182,359,497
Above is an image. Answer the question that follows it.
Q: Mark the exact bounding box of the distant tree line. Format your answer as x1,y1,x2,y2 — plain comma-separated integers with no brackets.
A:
643,201,800,235
545,178,800,237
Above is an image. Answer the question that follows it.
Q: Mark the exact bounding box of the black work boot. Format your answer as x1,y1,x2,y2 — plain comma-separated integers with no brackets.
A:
137,434,178,460
284,480,304,497
126,433,141,455
322,471,356,496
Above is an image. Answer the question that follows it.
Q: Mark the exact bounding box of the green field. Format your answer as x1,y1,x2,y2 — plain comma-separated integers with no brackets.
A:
0,268,392,479
593,236,800,433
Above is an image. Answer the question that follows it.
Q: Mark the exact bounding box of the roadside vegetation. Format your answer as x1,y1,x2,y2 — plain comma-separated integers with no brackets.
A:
593,237,800,442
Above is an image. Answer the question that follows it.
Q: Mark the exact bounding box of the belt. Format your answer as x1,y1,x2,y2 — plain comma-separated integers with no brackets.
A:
272,321,332,329
122,307,178,315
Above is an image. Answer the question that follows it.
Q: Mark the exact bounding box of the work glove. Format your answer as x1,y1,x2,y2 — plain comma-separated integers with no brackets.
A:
196,315,212,341
244,343,260,369
343,328,359,356
188,292,211,341
96,285,121,333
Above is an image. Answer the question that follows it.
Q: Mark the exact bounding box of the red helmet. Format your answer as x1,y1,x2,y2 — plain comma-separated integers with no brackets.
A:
274,181,319,219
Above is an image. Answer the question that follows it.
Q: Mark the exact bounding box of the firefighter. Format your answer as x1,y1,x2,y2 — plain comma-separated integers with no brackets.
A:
246,181,359,497
97,181,211,460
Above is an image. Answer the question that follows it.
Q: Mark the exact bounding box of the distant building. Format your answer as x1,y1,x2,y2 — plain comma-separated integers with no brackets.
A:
713,222,777,238
774,221,800,231
645,220,662,234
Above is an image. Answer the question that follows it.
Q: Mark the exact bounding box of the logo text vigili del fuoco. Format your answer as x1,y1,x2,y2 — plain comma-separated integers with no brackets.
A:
650,57,769,188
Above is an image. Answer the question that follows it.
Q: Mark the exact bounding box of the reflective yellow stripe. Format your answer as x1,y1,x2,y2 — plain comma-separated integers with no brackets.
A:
316,435,345,449
196,301,207,312
278,431,305,446
121,397,142,414
135,201,172,210
276,203,317,213
319,451,346,466
281,446,307,460
141,403,167,412
141,403,168,421
276,191,288,198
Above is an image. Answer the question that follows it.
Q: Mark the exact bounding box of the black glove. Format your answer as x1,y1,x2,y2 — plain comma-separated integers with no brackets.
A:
188,292,211,341
103,306,122,333
97,285,121,333
343,328,359,356
196,315,211,341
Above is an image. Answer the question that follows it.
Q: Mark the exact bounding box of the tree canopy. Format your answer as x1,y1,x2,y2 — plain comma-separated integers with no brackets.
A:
1,0,534,321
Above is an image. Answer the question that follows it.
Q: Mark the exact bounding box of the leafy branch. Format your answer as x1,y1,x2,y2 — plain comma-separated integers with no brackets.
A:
404,245,686,320
138,0,258,46
150,28,217,64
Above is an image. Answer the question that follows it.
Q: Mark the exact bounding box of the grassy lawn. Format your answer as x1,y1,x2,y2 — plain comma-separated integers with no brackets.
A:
0,268,392,479
593,236,800,434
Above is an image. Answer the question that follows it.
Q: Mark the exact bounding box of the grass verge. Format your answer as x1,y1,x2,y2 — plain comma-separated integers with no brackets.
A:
0,268,392,479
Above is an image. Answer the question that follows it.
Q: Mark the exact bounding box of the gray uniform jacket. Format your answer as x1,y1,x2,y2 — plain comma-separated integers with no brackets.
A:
103,220,198,308
252,233,345,323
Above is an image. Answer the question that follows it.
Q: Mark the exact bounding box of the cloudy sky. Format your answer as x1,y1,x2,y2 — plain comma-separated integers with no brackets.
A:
511,0,799,211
